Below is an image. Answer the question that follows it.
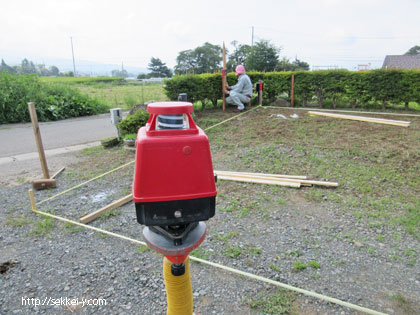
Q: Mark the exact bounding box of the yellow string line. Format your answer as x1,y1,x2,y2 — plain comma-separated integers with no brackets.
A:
204,105,262,131
37,106,261,206
28,202,386,315
37,160,135,206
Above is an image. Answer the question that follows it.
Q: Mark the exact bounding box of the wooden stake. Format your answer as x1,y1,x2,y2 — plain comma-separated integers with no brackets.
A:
291,74,295,107
28,102,50,178
222,42,227,111
79,194,132,224
308,111,410,127
28,189,37,212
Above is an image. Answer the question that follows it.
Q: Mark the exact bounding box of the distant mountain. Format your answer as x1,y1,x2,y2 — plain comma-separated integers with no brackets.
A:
0,55,148,76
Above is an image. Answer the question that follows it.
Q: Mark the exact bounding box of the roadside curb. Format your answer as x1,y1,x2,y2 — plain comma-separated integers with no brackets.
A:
0,141,101,165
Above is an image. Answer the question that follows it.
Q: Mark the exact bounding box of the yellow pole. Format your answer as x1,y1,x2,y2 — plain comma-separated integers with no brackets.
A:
163,257,193,315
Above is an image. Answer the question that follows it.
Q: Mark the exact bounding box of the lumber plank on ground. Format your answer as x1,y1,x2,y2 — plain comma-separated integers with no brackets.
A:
219,173,338,187
79,194,132,224
217,174,301,188
308,111,410,127
215,170,307,179
51,167,65,179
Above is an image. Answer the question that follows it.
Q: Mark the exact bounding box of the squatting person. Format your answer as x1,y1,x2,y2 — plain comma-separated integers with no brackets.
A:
225,65,253,112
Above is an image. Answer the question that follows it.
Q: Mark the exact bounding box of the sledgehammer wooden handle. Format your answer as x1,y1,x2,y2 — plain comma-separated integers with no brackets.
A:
28,102,50,179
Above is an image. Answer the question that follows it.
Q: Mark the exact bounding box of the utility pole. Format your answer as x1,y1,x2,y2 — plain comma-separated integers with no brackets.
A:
252,26,254,46
70,36,76,76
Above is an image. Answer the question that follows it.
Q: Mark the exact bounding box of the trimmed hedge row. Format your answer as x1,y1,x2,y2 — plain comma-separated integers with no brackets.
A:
164,70,420,109
0,73,108,124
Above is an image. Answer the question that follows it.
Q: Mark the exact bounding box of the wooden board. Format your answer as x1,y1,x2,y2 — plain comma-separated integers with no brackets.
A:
51,167,65,179
308,111,410,127
217,175,301,188
79,194,132,224
217,172,338,187
215,170,307,180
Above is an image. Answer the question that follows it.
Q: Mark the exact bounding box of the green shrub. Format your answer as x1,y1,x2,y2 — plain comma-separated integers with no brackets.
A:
123,133,137,140
163,70,420,110
118,109,150,136
0,72,108,123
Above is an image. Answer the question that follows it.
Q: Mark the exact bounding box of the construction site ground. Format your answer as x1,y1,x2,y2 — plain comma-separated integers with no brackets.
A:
1,106,419,314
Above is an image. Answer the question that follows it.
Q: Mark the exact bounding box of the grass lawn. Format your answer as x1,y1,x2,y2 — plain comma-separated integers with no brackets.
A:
76,82,168,109
194,107,420,239
40,77,168,110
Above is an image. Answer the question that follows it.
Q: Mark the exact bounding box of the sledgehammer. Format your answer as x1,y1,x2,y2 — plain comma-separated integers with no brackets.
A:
27,102,56,190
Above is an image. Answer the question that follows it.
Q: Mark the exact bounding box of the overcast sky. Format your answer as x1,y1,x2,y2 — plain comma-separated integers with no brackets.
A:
1,0,419,71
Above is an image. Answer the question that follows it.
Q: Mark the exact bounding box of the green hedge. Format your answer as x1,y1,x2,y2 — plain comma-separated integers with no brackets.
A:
163,69,420,110
0,72,108,124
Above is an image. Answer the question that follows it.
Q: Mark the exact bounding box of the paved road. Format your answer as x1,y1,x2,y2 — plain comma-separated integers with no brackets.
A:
0,114,118,158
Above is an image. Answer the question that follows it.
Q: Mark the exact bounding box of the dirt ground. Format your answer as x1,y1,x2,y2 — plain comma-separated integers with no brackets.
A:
1,106,419,314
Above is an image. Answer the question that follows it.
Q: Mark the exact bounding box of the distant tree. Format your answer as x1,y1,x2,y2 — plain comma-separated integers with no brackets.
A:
0,58,62,75
227,41,251,72
20,58,37,74
0,59,15,73
404,45,420,55
276,57,295,71
137,73,148,79
174,42,222,75
193,42,222,74
293,58,310,71
111,69,128,78
49,65,60,76
62,71,74,77
37,64,50,76
174,49,196,74
147,57,172,78
245,40,280,72
276,57,310,71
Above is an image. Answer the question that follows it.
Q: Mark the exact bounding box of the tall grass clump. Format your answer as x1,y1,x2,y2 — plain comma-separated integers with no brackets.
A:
0,72,108,123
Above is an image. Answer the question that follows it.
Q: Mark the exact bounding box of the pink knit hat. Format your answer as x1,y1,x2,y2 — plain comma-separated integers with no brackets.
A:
235,65,246,75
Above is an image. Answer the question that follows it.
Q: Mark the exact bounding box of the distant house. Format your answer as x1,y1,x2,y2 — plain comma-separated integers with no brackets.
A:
382,55,420,69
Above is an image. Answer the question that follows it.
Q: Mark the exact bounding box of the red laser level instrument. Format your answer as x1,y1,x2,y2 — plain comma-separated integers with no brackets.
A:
133,102,217,268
